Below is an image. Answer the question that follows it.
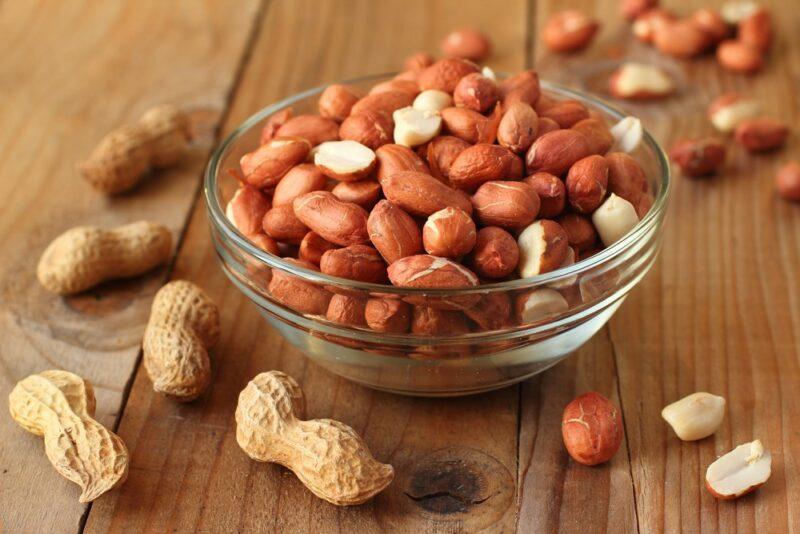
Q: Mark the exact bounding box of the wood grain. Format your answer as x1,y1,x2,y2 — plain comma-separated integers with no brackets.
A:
532,0,800,532
85,0,529,532
607,0,800,531
0,1,259,532
2,0,799,532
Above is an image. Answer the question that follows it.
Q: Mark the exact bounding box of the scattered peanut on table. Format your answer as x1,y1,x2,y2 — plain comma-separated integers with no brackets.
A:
143,280,220,401
37,220,172,295
9,370,129,502
561,391,623,466
80,105,190,194
235,371,394,505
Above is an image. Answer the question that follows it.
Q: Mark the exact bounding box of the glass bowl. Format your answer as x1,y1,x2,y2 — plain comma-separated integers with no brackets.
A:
204,73,670,397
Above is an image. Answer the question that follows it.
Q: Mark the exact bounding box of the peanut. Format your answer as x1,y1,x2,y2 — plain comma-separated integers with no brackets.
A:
260,108,293,144
543,10,600,53
226,186,271,237
592,194,640,246
717,40,764,74
37,221,172,295
320,244,388,284
272,164,327,207
561,392,622,466
734,118,789,152
339,110,394,150
351,91,415,117
572,118,614,155
524,172,566,218
776,161,800,202
275,114,340,146
9,370,129,502
235,371,394,505
318,84,362,122
566,155,609,213
375,144,431,183
707,93,760,133
241,137,311,189
388,254,479,310
417,58,480,93
526,129,592,176
404,52,434,72
453,73,499,113
413,90,453,113
326,294,367,326
365,298,412,333
331,180,382,209
393,107,442,147
381,170,473,217
499,70,541,107
80,105,190,194
609,63,675,100
662,392,726,441
449,143,523,192
517,220,569,277
293,191,370,246
426,135,470,180
498,102,539,154
440,106,500,145
471,181,541,229
669,138,727,177
422,207,477,259
539,100,590,128
299,232,338,265
440,28,492,61
269,258,332,315
516,288,569,323
464,292,513,331
143,281,220,401
367,200,424,264
263,204,310,244
314,140,376,181
470,226,519,279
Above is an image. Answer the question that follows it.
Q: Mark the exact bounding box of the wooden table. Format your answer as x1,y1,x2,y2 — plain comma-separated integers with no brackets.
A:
1,0,797,532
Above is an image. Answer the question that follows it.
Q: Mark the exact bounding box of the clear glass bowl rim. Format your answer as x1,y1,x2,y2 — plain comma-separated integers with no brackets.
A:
204,72,671,296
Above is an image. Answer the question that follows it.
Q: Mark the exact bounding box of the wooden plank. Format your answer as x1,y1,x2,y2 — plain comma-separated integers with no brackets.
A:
517,333,638,533
516,1,641,532
609,0,800,531
84,0,530,532
0,1,259,532
531,0,800,531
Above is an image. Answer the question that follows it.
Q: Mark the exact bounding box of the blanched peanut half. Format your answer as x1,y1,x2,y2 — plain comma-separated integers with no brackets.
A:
661,392,726,441
516,288,569,324
708,94,761,133
610,63,675,100
720,1,761,24
393,107,442,147
610,116,643,153
591,194,639,246
706,440,771,499
413,90,453,113
314,140,376,181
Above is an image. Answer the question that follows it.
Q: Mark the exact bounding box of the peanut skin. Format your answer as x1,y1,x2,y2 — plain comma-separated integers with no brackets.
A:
143,280,220,401
37,221,172,295
80,105,190,194
235,371,394,505
9,370,129,502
